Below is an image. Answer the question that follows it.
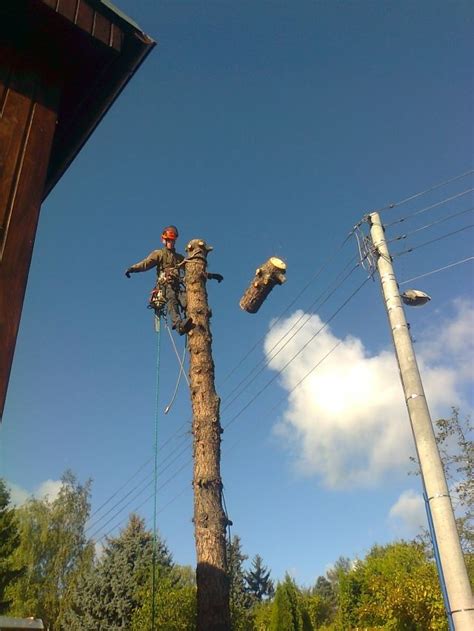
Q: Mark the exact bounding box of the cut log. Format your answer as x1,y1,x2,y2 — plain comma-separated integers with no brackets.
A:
239,257,287,314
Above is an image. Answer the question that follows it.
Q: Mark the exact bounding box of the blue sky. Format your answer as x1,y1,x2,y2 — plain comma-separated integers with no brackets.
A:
1,1,473,585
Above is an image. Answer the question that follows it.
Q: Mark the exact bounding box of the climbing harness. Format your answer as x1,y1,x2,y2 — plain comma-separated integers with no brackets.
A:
148,286,166,314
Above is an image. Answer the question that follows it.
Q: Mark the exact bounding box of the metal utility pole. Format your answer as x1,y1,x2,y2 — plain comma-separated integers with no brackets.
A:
369,212,474,630
184,238,231,631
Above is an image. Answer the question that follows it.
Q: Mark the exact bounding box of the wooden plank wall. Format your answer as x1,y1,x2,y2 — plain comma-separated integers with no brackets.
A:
40,0,124,51
0,46,59,419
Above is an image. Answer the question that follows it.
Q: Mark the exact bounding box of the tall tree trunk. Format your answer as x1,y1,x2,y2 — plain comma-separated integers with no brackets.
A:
185,238,231,631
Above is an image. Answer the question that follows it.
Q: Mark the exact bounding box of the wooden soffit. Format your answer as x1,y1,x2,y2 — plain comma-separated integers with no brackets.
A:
0,0,156,199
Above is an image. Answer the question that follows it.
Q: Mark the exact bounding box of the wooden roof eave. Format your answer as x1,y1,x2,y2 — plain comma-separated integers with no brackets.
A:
36,0,156,199
43,28,155,199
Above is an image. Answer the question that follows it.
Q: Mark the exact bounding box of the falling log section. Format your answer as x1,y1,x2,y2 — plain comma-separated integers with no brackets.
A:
185,238,231,631
239,257,287,314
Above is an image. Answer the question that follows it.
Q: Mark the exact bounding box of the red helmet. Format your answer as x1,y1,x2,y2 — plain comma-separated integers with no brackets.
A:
161,225,179,241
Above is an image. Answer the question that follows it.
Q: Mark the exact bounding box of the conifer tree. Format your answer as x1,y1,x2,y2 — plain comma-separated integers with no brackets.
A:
0,479,24,613
245,554,275,601
66,513,173,630
270,575,310,631
227,535,251,608
226,535,253,630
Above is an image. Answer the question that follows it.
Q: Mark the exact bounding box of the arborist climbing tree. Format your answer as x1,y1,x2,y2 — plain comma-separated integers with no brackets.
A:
125,227,227,629
125,225,193,335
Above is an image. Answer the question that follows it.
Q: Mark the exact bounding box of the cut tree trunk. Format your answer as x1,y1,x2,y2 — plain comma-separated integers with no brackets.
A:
239,257,287,314
185,238,231,631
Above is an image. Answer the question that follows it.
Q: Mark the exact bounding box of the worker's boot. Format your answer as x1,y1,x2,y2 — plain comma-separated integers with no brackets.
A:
176,317,193,335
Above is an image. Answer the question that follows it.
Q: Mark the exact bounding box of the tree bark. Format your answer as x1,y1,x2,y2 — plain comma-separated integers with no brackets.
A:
185,238,231,631
239,257,287,314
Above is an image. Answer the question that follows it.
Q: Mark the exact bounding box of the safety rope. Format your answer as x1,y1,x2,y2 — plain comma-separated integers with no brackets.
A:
151,320,162,631
164,323,189,414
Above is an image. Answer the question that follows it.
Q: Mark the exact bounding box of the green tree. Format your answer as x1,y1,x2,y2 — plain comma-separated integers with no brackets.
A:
338,541,446,631
253,599,273,631
131,568,196,631
0,480,24,613
6,471,93,630
411,408,473,583
245,554,275,602
270,574,311,631
227,535,254,630
66,513,173,630
304,577,337,629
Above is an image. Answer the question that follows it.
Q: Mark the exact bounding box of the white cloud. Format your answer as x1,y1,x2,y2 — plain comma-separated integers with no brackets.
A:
418,298,474,382
389,489,426,535
6,479,62,506
7,482,30,506
94,539,105,559
36,479,62,502
264,299,472,489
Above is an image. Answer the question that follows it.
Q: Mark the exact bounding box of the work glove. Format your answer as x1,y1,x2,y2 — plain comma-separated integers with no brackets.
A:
125,268,133,278
208,273,224,283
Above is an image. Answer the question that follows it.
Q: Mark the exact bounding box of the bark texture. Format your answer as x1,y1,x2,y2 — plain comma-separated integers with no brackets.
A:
239,257,287,314
185,238,231,631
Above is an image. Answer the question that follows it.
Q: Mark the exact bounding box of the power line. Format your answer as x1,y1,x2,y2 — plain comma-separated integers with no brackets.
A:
103,241,472,533
369,169,474,216
86,428,191,533
96,459,191,544
269,339,343,413
92,172,474,536
393,223,474,258
94,273,371,540
88,455,154,520
90,172,474,542
223,275,371,431
90,196,472,532
385,188,474,228
88,438,191,540
387,206,474,245
88,237,357,522
399,256,474,286
87,223,377,539
220,258,360,414
219,231,355,386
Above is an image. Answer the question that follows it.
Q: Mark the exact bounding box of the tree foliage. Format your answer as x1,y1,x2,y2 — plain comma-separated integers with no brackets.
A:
65,513,172,630
433,408,473,555
245,554,275,602
0,479,24,613
227,535,254,630
410,407,473,583
6,471,93,630
131,571,196,631
270,574,311,631
337,541,447,631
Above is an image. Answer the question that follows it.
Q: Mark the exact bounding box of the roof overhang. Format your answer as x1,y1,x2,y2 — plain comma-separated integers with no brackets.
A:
0,0,156,199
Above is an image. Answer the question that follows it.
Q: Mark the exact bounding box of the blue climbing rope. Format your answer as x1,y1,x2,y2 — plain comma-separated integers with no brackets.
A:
151,320,162,631
422,484,454,631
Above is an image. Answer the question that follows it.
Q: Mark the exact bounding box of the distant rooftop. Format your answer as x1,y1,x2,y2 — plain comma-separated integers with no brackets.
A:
0,618,44,630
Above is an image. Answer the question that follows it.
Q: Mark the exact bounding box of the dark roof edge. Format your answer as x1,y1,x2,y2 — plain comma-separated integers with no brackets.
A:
88,0,144,34
43,33,156,200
